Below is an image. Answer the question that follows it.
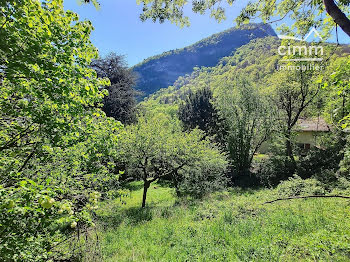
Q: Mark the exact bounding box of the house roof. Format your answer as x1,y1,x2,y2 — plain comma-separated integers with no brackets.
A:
296,118,331,132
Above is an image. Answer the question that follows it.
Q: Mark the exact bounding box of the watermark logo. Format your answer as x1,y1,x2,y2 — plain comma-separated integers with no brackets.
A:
276,28,324,70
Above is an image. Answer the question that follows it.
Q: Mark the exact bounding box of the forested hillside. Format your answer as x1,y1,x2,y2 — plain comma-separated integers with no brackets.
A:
132,23,276,97
145,37,350,105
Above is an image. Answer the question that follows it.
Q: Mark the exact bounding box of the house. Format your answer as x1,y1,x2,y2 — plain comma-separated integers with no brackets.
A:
295,117,331,151
258,117,332,153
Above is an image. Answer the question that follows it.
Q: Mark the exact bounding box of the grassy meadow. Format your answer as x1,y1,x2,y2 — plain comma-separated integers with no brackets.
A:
95,182,350,262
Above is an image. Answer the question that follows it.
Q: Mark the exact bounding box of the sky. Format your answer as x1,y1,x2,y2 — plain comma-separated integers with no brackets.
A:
63,0,349,67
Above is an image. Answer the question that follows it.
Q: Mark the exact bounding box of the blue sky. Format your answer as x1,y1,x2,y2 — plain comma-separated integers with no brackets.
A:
63,0,349,67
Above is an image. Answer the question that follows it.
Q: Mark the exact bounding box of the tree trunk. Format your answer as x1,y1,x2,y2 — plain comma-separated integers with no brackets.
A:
142,180,150,208
342,94,346,119
323,0,350,37
285,137,294,161
173,174,181,197
285,130,296,169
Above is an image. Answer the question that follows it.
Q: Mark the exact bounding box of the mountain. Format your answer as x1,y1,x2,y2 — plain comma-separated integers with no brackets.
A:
143,36,281,104
143,37,350,106
132,23,277,97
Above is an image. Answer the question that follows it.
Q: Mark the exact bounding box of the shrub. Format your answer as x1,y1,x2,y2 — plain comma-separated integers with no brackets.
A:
257,133,345,187
333,177,350,194
176,144,228,198
297,134,345,179
257,156,295,187
276,175,326,198
312,169,339,190
339,139,350,179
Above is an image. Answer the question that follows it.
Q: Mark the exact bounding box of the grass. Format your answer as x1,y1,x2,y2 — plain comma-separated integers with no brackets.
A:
94,181,350,261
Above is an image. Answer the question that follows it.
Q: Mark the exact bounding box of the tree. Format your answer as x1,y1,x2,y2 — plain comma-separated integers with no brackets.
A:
120,113,227,207
216,77,274,178
0,0,108,169
83,0,350,38
324,55,350,127
139,0,350,37
323,0,350,37
91,53,138,124
268,64,321,168
324,56,350,178
0,0,123,259
177,87,225,144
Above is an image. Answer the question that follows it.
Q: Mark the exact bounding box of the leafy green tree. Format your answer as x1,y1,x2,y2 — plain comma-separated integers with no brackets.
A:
324,55,350,178
216,77,274,179
178,87,225,144
267,64,321,167
0,0,107,171
324,55,350,127
0,116,122,261
91,53,138,124
120,113,227,207
139,0,350,37
0,0,123,260
83,0,350,37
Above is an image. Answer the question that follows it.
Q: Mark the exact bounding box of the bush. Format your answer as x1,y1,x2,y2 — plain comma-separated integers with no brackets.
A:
297,134,345,179
332,177,350,195
257,133,345,187
339,139,350,179
257,156,295,187
230,170,261,188
276,175,326,197
312,169,338,190
176,147,228,198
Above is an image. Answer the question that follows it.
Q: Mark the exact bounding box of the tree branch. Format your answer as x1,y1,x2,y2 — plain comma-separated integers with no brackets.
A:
263,195,350,204
323,0,350,37
0,124,35,151
18,143,38,172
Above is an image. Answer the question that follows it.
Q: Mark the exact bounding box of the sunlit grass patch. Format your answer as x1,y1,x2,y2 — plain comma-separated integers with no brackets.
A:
95,183,350,262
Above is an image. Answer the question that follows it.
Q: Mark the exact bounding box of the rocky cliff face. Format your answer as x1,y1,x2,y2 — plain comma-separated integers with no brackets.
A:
132,23,277,97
